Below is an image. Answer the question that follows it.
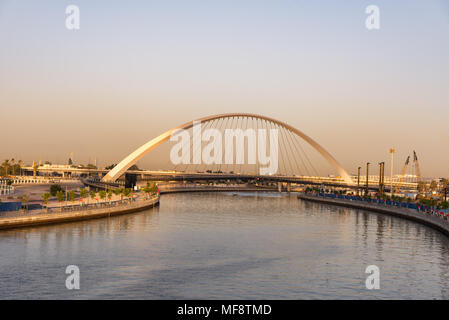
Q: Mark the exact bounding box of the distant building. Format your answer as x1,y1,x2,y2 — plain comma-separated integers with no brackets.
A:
40,164,73,170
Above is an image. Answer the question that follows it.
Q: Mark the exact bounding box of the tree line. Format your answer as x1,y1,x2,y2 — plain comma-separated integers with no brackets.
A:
1,159,23,176
41,182,158,206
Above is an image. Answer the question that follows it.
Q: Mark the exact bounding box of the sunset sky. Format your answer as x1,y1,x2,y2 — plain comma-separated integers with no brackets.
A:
1,1,448,177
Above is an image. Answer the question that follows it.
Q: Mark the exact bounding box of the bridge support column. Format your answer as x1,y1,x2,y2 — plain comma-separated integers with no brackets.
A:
278,182,282,193
287,182,291,193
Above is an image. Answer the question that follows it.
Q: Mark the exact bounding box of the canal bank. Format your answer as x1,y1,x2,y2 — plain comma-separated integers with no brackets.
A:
0,196,159,231
2,192,448,299
298,193,449,237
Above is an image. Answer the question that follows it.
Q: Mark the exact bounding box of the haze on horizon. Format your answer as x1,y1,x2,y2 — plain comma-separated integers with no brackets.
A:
1,1,448,178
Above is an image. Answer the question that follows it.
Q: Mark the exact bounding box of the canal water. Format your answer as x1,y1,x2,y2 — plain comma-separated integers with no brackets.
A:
1,192,449,299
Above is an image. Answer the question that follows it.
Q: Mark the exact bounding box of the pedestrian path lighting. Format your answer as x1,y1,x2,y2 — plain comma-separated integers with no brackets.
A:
365,162,370,196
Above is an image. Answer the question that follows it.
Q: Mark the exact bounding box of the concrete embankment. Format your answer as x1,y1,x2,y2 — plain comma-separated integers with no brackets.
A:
0,196,159,231
298,194,449,237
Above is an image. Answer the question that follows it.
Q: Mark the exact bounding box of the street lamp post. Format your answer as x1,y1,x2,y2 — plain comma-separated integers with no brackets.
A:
378,162,382,196
379,162,385,196
390,148,395,196
365,162,370,196
357,167,361,196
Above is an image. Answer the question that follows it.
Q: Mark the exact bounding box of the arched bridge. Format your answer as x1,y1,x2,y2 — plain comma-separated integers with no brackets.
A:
102,113,353,185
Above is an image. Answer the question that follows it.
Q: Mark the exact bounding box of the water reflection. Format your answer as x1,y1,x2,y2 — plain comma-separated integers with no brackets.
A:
0,192,448,299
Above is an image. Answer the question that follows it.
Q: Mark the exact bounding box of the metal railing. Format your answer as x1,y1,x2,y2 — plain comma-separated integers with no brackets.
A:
0,195,159,220
304,192,449,221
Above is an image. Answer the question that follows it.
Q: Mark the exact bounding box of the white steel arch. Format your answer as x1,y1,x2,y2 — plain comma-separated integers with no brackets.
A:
102,113,353,184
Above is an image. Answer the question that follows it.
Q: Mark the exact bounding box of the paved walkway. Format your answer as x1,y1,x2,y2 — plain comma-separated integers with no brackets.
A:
298,193,449,237
0,196,159,230
0,196,136,219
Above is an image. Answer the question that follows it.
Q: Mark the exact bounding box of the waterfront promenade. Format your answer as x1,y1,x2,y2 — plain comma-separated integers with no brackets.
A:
298,193,449,237
3,183,449,238
0,195,159,230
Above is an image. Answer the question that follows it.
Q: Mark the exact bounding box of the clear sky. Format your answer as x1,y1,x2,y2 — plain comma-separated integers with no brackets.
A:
1,1,448,177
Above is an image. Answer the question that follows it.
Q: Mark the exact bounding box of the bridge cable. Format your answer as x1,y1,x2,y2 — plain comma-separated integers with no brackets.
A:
207,118,220,173
185,118,206,173
171,122,193,173
233,116,240,174
225,116,237,174
182,118,212,173
289,129,319,177
277,122,294,176
285,128,308,177
220,116,232,174
282,125,303,176
218,116,230,173
236,117,248,172
250,117,255,175
230,116,238,173
247,116,252,175
204,119,219,173
175,119,196,173
267,120,286,175
293,129,316,177
284,128,306,176
282,125,297,176
174,118,212,173
256,118,260,175
238,116,248,175
214,117,224,173
178,119,200,173
299,136,320,177
190,118,215,173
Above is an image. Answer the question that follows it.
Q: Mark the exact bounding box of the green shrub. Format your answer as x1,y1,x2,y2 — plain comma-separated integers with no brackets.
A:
68,190,76,202
50,184,63,196
42,193,51,204
99,190,106,200
56,190,64,202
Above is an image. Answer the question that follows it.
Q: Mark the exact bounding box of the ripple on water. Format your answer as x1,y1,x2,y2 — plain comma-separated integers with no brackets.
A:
0,192,448,299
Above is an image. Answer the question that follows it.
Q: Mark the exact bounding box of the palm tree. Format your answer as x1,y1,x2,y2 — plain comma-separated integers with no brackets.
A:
19,194,30,212
17,160,23,176
430,180,438,193
1,160,10,176
56,190,65,211
32,161,39,179
68,190,76,202
80,188,88,199
42,193,51,211
11,158,15,175
99,190,106,202
90,190,96,204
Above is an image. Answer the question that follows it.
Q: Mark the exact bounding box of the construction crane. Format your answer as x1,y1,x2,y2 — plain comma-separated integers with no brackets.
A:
413,151,422,181
413,150,424,197
394,155,410,194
